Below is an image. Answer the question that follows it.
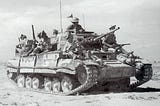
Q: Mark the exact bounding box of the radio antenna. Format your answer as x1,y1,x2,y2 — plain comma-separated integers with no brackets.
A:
59,0,63,32
82,14,86,30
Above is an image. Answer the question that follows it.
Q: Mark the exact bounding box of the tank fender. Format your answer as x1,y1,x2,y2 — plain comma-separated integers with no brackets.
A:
139,59,151,64
56,68,76,74
57,59,83,74
136,59,152,69
83,60,99,66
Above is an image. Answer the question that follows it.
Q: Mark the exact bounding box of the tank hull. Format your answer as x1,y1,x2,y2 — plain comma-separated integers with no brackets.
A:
7,51,152,95
7,52,135,81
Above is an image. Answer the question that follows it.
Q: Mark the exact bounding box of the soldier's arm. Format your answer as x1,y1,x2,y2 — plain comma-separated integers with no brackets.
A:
102,40,114,47
66,25,74,31
79,25,85,32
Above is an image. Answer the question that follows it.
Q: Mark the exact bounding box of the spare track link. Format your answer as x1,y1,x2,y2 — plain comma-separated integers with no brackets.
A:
129,64,152,90
8,65,98,96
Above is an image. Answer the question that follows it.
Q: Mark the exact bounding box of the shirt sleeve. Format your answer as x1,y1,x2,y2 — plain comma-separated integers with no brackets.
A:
66,25,73,31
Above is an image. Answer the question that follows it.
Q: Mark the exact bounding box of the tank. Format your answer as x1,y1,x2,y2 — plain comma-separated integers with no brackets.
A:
6,26,153,95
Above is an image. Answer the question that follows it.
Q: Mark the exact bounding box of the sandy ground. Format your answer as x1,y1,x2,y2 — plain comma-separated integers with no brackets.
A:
0,63,160,106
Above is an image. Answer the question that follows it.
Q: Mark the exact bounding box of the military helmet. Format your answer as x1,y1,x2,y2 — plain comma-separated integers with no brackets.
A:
71,17,79,23
20,34,27,40
53,29,58,35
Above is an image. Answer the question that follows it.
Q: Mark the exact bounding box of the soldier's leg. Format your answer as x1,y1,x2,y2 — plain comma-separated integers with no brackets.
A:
63,42,71,52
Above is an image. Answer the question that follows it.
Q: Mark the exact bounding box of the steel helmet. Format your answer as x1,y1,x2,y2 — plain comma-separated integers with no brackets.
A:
71,17,79,23
20,34,27,40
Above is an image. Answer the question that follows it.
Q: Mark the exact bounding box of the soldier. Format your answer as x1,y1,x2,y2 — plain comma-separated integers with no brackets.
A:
50,29,59,43
48,29,59,51
102,26,118,51
15,34,28,55
66,17,85,33
32,30,50,54
63,17,85,52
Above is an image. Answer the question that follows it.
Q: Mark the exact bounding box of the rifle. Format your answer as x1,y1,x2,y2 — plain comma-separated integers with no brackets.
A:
24,25,37,56
94,27,120,41
118,43,131,47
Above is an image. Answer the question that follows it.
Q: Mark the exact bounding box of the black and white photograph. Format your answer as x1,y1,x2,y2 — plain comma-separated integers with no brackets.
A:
0,0,160,106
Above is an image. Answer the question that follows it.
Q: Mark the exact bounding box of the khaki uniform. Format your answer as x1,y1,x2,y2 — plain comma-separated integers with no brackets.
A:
15,38,28,54
102,33,117,51
66,24,84,33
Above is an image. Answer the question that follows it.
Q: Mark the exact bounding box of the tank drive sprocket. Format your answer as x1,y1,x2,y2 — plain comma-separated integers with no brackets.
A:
129,64,153,90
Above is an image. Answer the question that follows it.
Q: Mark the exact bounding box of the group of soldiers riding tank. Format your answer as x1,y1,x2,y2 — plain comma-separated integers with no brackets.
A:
15,16,132,59
15,29,59,56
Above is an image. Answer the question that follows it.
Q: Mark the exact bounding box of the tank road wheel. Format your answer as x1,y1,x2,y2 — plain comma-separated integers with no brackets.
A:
61,75,73,93
17,74,25,88
25,76,32,88
52,78,61,93
32,77,40,89
44,77,52,91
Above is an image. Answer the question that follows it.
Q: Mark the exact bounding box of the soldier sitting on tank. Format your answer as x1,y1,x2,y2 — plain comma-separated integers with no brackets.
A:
48,29,59,51
32,30,50,54
102,26,118,51
15,34,28,55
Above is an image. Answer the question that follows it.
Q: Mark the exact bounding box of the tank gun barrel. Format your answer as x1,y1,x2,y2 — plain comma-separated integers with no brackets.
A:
94,27,120,41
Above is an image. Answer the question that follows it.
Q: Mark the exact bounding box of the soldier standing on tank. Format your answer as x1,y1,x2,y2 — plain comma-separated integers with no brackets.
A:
66,17,85,33
64,17,85,52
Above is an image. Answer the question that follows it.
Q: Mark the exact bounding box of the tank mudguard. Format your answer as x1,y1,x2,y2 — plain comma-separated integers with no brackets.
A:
135,59,152,70
56,68,76,74
57,59,83,74
140,59,151,64
83,60,99,66
7,57,19,68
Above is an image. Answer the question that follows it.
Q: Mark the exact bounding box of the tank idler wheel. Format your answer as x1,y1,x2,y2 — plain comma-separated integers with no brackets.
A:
25,76,32,88
7,71,13,79
52,78,61,93
44,77,52,91
17,74,25,88
61,75,73,93
32,77,40,89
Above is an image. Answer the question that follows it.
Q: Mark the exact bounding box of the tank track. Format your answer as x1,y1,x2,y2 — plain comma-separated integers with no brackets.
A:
7,65,98,95
129,64,153,90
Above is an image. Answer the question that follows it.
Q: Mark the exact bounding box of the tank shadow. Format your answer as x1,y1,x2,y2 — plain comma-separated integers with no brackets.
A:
130,87,160,93
80,87,160,95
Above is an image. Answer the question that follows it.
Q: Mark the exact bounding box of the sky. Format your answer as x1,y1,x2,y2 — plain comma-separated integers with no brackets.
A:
0,0,160,62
